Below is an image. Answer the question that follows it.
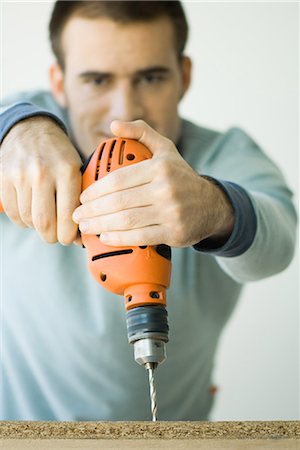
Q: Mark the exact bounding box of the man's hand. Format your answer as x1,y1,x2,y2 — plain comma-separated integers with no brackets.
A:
0,116,82,245
73,120,234,248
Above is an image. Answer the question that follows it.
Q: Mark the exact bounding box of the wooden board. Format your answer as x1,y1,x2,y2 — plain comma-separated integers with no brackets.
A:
0,421,299,450
0,438,300,449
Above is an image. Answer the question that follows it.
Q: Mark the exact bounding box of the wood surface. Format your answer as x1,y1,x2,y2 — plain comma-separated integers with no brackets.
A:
0,421,299,450
0,420,299,439
0,438,300,449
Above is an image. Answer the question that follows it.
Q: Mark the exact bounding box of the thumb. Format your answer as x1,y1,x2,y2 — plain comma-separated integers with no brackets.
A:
110,120,175,156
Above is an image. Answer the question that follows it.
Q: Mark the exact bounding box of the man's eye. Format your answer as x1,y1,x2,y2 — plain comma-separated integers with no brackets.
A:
141,74,164,84
92,77,107,86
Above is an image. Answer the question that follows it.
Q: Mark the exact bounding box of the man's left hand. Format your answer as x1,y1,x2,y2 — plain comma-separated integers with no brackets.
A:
72,120,234,248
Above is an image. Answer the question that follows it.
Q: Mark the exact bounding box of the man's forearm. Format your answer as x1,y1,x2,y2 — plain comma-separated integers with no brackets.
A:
0,102,67,144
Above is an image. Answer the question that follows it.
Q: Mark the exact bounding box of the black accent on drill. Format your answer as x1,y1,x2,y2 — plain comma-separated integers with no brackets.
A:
92,249,133,261
107,140,116,172
81,152,94,175
155,244,171,261
109,139,116,157
96,143,105,179
80,142,105,180
126,306,169,342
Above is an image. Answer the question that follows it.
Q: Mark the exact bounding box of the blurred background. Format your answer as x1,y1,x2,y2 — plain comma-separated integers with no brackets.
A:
1,1,299,420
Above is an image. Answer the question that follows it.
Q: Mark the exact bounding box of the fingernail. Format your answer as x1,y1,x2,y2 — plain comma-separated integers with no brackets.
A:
100,233,109,242
72,213,79,223
79,222,88,232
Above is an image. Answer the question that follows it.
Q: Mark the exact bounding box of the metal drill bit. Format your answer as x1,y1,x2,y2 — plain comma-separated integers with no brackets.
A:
146,362,157,421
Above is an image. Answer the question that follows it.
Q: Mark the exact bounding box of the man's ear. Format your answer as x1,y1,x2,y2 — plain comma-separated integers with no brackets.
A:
49,63,67,108
179,56,192,100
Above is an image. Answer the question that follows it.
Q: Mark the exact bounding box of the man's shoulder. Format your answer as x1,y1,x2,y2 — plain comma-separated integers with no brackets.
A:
3,89,54,106
2,90,66,123
181,119,220,143
180,118,257,155
181,118,250,144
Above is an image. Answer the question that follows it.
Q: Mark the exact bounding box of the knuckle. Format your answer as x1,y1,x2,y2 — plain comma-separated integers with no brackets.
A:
12,167,25,184
157,182,176,204
10,215,25,227
31,160,47,182
59,209,73,223
34,214,52,232
110,171,122,190
121,211,135,229
20,212,33,226
135,119,146,127
61,162,81,179
156,158,172,178
170,202,184,222
172,222,185,244
115,192,128,210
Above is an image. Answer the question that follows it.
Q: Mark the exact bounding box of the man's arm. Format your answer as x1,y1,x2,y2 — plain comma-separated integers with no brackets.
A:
0,102,82,244
199,127,297,282
73,120,297,283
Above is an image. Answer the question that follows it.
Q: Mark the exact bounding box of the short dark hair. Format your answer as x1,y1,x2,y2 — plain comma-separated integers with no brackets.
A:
49,1,188,68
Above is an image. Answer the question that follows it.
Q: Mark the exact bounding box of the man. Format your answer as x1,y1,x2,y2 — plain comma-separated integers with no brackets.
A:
0,1,297,421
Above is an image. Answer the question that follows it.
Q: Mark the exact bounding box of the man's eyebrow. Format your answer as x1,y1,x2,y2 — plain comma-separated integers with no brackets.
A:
78,66,171,78
78,71,110,78
135,66,171,76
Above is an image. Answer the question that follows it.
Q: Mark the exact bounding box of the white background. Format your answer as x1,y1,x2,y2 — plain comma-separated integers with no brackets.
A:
1,1,299,420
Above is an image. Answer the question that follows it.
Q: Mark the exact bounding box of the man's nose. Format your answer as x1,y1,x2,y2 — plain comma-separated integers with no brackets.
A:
110,82,144,122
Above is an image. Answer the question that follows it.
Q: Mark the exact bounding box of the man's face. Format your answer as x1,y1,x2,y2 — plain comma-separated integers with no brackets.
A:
50,16,191,157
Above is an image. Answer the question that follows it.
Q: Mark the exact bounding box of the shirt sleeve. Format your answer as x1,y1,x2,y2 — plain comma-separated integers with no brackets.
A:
0,102,68,143
193,179,257,257
198,127,297,283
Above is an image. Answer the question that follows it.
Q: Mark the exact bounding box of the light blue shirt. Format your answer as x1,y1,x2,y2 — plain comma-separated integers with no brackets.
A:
0,91,297,420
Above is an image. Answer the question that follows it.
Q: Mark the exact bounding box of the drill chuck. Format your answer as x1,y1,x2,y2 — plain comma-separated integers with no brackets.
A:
126,305,169,367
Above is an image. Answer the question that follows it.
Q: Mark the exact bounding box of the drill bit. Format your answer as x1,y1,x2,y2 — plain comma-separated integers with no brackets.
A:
145,362,158,421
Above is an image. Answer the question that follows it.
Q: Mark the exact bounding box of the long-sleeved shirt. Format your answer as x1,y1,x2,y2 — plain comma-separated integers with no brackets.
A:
0,91,297,420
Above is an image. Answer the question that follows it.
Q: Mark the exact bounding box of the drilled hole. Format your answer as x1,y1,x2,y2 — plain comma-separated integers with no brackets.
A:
150,291,160,299
126,153,135,161
127,296,132,302
139,246,147,249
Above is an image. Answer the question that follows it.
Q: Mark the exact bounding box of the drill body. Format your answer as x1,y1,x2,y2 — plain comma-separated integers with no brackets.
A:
81,138,171,376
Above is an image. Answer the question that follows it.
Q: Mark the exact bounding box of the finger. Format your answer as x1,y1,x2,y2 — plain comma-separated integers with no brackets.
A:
78,205,158,235
16,186,33,227
99,224,164,247
1,183,26,227
74,184,153,222
56,174,82,245
110,119,175,156
31,181,57,243
80,159,153,204
73,231,83,247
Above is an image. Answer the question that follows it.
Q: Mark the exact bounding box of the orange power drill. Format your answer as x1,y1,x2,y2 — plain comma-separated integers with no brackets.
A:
0,138,172,421
81,138,172,420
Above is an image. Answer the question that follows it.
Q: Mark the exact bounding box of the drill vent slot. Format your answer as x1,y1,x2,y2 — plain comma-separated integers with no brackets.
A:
119,140,126,165
107,139,117,172
92,249,133,261
95,143,106,180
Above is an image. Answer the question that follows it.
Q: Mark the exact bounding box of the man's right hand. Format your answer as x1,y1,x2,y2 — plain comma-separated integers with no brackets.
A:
0,116,82,245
